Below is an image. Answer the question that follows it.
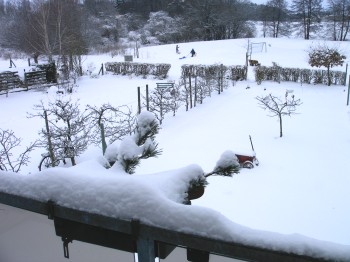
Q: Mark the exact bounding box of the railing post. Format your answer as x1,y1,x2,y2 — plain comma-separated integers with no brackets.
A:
132,219,155,262
136,237,155,262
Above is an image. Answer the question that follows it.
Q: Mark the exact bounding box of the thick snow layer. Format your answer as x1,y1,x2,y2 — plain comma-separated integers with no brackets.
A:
1,164,349,261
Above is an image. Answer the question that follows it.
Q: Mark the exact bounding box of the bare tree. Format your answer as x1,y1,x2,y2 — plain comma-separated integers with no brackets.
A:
31,98,90,167
266,0,289,38
169,83,183,116
327,0,350,41
1,0,32,52
29,0,54,62
256,92,302,137
87,104,136,154
144,87,174,125
0,129,37,172
291,0,323,39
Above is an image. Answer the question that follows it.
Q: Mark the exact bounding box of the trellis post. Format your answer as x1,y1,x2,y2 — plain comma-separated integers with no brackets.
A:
146,84,149,111
137,86,141,114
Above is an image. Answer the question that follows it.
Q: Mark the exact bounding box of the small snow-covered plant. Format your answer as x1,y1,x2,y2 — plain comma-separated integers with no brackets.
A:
205,150,240,178
186,151,239,199
105,111,162,174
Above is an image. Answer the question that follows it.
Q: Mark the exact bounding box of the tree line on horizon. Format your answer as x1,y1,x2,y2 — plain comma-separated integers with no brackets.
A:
0,0,348,61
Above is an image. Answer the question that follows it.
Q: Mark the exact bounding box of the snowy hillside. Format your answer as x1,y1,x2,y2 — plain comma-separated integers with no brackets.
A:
1,37,350,260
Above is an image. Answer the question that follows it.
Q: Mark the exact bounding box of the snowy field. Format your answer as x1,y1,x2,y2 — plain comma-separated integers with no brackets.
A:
1,38,350,261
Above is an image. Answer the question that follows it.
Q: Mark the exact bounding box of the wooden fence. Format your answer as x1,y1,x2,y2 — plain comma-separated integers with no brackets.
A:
0,71,23,95
24,70,47,87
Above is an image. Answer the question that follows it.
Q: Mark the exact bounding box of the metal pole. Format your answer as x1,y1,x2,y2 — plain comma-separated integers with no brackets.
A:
345,63,348,86
146,85,149,111
347,75,350,106
249,135,255,152
137,86,141,114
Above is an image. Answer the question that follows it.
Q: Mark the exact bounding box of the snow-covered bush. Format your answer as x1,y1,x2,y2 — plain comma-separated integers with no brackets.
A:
255,65,346,86
308,44,346,86
205,150,240,178
230,65,247,81
104,111,161,174
105,62,171,79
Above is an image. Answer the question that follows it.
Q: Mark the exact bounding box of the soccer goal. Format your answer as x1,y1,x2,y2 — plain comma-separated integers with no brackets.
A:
248,42,267,56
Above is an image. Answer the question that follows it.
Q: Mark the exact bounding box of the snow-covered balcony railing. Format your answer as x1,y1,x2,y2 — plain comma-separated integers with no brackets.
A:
1,163,349,262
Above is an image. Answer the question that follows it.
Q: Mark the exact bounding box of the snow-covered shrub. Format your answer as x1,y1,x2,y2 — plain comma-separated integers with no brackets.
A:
254,66,266,85
254,65,345,86
230,65,247,81
205,151,240,178
105,62,171,79
104,111,161,174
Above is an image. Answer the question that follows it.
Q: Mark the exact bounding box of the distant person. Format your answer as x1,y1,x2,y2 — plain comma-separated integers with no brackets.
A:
176,45,180,54
190,48,196,57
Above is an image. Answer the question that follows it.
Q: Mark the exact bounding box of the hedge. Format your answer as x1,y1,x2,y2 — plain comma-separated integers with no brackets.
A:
105,62,171,79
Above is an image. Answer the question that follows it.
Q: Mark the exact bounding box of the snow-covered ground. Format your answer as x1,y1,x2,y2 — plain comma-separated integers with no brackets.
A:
1,38,350,261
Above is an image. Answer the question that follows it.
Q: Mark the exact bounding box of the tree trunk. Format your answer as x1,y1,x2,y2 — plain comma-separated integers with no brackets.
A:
100,123,107,155
327,66,331,86
194,76,197,107
44,110,56,166
279,113,283,137
189,75,193,109
66,120,76,166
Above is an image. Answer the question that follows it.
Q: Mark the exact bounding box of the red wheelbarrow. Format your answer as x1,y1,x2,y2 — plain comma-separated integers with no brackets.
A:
235,153,259,169
235,135,259,169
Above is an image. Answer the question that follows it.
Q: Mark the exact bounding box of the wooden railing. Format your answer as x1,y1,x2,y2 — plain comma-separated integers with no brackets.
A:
0,192,346,262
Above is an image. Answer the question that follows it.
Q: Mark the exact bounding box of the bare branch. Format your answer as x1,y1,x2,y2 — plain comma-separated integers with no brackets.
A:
0,129,38,173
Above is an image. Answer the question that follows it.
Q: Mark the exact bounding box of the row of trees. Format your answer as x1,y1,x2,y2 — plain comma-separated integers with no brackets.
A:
1,0,348,61
0,97,149,173
0,0,86,61
265,0,349,40
115,0,350,41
